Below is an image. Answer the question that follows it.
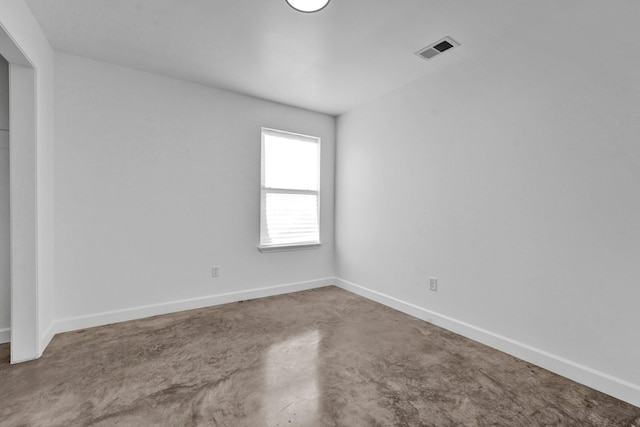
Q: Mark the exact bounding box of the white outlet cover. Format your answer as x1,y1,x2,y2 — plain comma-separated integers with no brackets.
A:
429,277,438,291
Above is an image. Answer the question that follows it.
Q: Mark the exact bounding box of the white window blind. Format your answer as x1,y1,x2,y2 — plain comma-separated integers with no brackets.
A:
260,128,320,250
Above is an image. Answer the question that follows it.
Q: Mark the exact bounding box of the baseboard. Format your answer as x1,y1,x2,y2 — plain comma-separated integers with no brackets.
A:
55,277,334,335
335,277,640,408
39,322,56,356
0,327,10,344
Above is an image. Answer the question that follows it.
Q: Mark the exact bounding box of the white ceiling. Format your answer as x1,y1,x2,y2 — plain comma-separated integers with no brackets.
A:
24,0,584,115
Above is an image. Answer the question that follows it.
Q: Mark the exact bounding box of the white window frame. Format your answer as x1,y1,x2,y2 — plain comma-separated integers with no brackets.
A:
259,127,321,252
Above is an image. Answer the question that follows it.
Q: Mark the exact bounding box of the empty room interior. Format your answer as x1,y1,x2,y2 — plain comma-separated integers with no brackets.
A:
1,0,640,425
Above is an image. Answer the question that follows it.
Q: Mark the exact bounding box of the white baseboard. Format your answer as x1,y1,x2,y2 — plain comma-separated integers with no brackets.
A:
0,327,10,344
55,277,334,335
39,323,56,356
335,277,640,408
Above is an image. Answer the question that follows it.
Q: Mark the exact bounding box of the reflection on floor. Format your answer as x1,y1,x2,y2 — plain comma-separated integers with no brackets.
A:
266,330,320,425
1,286,639,426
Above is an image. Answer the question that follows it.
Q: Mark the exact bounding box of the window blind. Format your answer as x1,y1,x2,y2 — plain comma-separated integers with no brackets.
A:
260,128,320,248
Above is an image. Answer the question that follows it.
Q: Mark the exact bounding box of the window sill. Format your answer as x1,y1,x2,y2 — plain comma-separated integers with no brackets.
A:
258,243,321,253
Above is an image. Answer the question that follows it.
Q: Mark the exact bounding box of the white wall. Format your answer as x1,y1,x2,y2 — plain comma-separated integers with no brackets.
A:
54,53,335,322
0,133,7,341
336,1,640,405
0,132,7,340
0,0,55,360
0,55,8,129
35,40,56,355
0,55,9,340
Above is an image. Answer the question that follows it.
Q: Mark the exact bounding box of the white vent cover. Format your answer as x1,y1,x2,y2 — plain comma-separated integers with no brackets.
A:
416,37,460,61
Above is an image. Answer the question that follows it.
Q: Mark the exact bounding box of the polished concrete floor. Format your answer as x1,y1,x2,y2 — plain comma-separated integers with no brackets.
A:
1,286,639,426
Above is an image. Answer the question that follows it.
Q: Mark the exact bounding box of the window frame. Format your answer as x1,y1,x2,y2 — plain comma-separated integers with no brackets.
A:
258,127,321,252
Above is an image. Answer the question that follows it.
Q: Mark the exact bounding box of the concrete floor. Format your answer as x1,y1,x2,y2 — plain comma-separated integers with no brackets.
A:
1,286,639,426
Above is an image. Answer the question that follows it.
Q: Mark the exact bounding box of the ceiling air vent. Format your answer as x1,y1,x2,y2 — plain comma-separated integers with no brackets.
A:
416,37,459,61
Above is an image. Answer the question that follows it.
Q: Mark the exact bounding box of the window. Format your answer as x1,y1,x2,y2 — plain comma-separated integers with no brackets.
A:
259,128,320,251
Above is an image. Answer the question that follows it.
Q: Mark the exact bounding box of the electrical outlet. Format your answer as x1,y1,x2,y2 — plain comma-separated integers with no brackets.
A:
211,266,220,278
429,277,438,292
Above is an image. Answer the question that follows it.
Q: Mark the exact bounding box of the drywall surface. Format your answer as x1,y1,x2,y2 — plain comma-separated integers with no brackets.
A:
54,53,335,320
336,0,640,392
0,132,7,337
0,56,8,130
0,0,55,359
0,134,8,338
0,57,9,336
0,132,8,339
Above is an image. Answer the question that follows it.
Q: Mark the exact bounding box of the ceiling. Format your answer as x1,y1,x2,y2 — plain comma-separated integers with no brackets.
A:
24,0,583,116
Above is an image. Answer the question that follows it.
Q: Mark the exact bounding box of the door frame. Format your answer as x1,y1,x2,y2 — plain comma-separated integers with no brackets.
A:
0,24,40,363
